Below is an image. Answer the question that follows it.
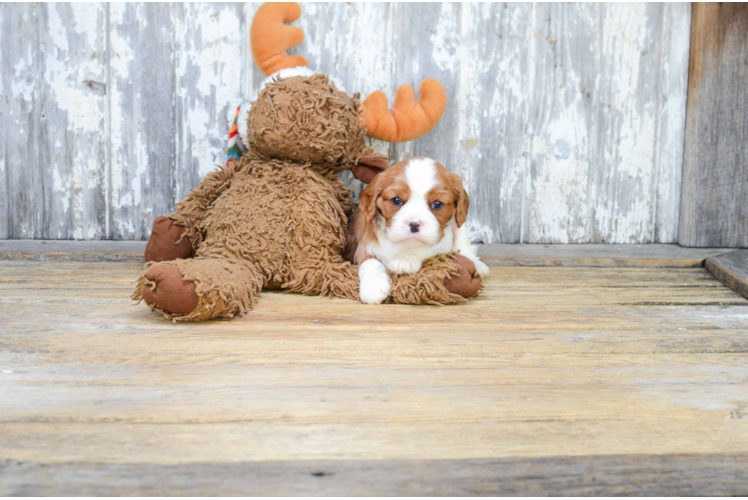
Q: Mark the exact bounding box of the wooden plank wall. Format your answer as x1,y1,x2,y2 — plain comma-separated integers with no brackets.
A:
679,3,748,248
0,3,692,244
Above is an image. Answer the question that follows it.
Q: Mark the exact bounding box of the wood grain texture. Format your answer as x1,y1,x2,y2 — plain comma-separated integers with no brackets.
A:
0,4,41,239
706,250,748,300
0,3,692,244
478,243,733,268
655,3,691,243
173,3,247,208
1,4,108,240
680,3,748,248
0,261,747,494
108,3,177,240
526,3,691,244
0,240,734,268
3,455,748,496
40,4,109,241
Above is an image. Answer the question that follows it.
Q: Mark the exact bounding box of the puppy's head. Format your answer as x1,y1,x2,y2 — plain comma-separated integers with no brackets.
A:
359,157,469,246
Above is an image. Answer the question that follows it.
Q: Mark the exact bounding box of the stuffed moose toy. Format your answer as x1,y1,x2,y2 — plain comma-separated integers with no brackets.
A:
133,2,483,321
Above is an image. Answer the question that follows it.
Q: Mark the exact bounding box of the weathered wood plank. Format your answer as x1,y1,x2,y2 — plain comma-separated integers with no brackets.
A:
453,2,531,244
38,3,108,240
1,4,45,239
0,240,736,268
3,269,743,307
1,4,108,240
706,250,748,300
654,3,691,243
524,3,599,243
680,3,748,248
591,3,665,243
172,3,247,201
0,6,7,239
3,454,748,496
391,3,463,174
478,243,734,268
0,261,747,493
0,240,145,262
108,3,177,240
1,3,694,244
525,4,689,244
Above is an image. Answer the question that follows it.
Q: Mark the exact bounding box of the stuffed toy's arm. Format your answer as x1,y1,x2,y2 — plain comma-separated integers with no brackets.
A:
144,159,242,262
387,253,482,304
168,158,242,250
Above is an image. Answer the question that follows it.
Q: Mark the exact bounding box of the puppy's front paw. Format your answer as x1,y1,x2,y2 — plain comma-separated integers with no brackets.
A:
387,255,423,275
359,259,391,304
458,251,490,277
473,259,490,277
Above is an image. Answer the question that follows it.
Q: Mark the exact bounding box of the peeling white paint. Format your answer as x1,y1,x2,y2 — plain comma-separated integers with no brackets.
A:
0,2,692,243
465,220,495,244
175,3,244,189
430,6,458,73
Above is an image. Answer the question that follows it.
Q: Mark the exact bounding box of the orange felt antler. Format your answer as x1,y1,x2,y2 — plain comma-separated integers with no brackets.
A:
251,2,308,76
360,79,447,143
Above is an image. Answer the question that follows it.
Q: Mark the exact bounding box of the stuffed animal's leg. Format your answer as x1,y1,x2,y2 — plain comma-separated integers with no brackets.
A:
143,159,243,262
283,255,360,301
388,253,483,305
133,257,264,321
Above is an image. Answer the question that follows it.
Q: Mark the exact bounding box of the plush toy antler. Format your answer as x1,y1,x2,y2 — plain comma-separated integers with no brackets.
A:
251,2,308,76
360,79,447,143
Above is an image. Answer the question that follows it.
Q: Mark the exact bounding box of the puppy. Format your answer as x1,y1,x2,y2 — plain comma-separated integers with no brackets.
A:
345,157,489,304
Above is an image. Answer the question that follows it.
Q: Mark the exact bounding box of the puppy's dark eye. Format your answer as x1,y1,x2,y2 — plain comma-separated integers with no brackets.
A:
430,201,444,210
391,197,403,207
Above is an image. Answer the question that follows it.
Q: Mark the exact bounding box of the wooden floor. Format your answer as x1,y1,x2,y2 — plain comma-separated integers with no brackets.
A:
1,258,748,495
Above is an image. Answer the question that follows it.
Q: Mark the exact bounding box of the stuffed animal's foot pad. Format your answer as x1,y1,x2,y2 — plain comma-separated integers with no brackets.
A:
141,263,199,316
445,254,482,298
144,216,193,262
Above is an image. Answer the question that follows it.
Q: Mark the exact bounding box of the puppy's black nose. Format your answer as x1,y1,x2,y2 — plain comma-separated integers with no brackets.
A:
409,222,420,233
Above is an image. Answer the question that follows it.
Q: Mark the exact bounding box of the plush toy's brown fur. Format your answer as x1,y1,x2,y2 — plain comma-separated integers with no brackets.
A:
133,74,481,321
133,3,483,320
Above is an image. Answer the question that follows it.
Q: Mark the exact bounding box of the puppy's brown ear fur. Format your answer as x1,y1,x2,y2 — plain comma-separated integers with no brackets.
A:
352,151,389,184
358,175,383,223
450,173,469,228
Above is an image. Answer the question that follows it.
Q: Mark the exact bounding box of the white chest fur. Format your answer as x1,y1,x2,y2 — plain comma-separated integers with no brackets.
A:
366,215,456,272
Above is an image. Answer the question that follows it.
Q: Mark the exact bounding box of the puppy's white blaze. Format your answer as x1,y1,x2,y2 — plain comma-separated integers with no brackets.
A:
388,158,441,246
404,157,438,192
358,259,391,304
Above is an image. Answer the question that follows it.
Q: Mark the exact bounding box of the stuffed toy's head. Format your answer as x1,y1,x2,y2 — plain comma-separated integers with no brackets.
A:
228,2,448,183
246,73,367,172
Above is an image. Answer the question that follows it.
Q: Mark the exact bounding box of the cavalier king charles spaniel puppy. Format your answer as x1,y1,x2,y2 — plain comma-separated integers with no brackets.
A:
345,157,489,304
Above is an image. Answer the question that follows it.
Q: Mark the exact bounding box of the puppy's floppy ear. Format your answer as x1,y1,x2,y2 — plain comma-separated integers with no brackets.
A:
358,174,384,223
352,151,389,184
450,173,470,228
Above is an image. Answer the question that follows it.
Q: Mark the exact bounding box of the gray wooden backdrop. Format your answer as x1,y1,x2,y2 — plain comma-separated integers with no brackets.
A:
0,2,693,244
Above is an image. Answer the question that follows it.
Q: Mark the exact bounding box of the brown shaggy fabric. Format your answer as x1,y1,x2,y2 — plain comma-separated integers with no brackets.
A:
170,158,242,250
133,74,481,321
388,253,481,305
247,75,368,170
